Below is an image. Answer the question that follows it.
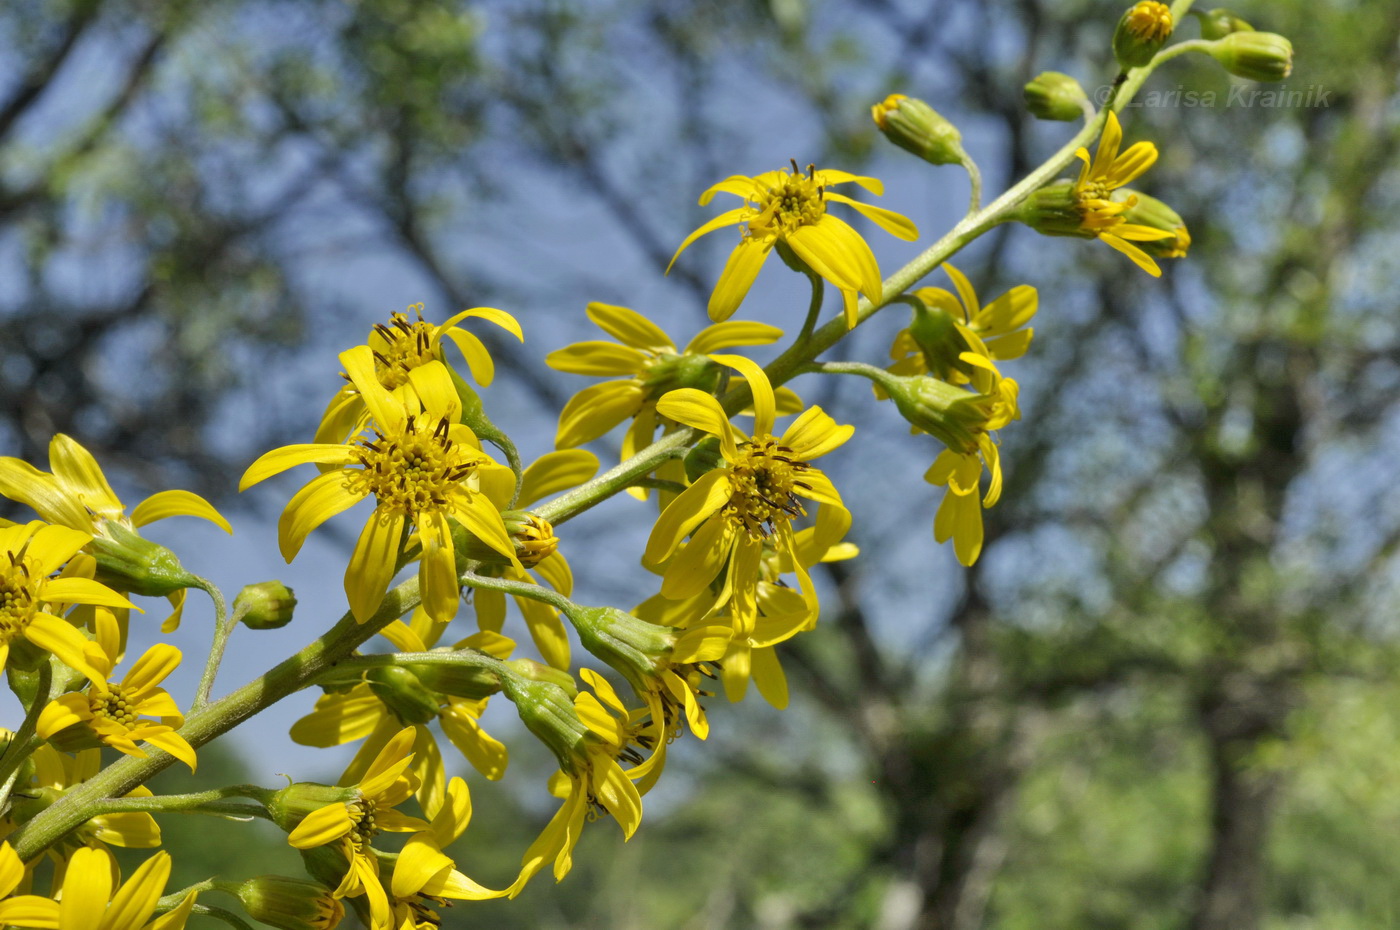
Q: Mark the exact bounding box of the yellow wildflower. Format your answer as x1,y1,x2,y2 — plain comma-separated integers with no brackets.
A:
285,729,429,930
389,775,505,918
240,345,520,624
23,744,162,850
9,845,198,930
38,611,196,771
669,162,918,327
0,520,129,685
1072,111,1174,275
0,434,229,632
888,264,1038,385
643,355,851,634
317,303,522,444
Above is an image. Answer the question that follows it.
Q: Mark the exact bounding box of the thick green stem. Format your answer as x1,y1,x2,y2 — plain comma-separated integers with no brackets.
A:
460,570,574,613
797,270,825,346
0,660,52,811
9,576,421,862
92,785,272,820
192,576,232,709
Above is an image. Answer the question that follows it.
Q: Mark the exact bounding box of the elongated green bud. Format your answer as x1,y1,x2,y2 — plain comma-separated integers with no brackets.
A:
267,783,357,836
1193,8,1253,40
87,521,199,598
1014,180,1096,239
1209,31,1293,81
1024,72,1089,121
499,671,589,772
883,375,1003,454
871,94,966,166
230,876,344,930
1119,190,1191,259
366,666,441,725
405,653,503,700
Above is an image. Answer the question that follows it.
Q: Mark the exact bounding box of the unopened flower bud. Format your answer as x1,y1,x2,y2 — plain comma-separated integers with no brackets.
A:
87,520,199,598
505,658,578,696
1209,31,1293,81
1114,2,1174,69
1193,8,1254,40
565,605,675,695
267,783,357,836
1024,72,1089,121
453,510,557,568
643,353,724,396
366,666,441,725
405,653,503,700
906,298,973,382
871,94,965,166
1118,190,1191,259
230,876,344,930
234,581,297,630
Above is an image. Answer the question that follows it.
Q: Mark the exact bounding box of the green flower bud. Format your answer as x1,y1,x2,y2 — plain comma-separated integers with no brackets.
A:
1209,31,1293,81
498,671,589,772
453,510,557,568
871,94,966,166
230,876,344,930
1192,8,1254,40
683,435,724,484
644,352,724,396
506,658,578,696
1114,2,1174,69
87,520,199,598
907,300,973,383
882,375,1005,454
234,581,297,630
366,666,442,726
267,783,357,836
565,605,674,696
1118,190,1191,259
1024,72,1090,121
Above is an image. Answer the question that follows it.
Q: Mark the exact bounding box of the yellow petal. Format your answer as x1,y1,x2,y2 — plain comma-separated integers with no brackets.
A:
59,846,113,930
439,306,523,342
40,578,136,612
1100,233,1162,277
277,470,362,562
290,685,388,747
239,444,355,491
654,389,741,462
584,302,673,351
287,803,352,849
824,192,919,240
99,849,169,930
0,895,60,928
711,354,774,438
707,237,771,322
345,510,406,624
440,327,496,386
122,644,181,697
406,361,461,422
533,551,572,597
130,490,232,534
668,208,747,273
683,320,784,355
0,458,88,528
440,704,509,780
659,516,731,601
139,728,197,771
643,470,732,566
50,434,124,520
149,890,197,930
417,512,460,626
555,381,646,448
449,496,519,570
751,645,790,709
545,341,650,376
779,406,852,460
340,345,406,433
518,596,570,670
26,614,105,685
519,450,599,509
37,693,90,740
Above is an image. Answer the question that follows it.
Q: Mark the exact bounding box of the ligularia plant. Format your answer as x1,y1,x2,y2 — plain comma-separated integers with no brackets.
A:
0,4,1293,927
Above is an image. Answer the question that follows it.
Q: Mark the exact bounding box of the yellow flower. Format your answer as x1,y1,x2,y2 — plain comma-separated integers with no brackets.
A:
317,303,523,444
547,302,797,456
10,845,198,930
286,728,429,930
643,355,851,634
506,670,648,896
389,775,505,918
1072,111,1175,276
1123,1,1173,42
0,520,130,685
291,620,514,815
37,611,196,771
240,345,521,624
23,744,162,850
669,162,918,327
888,264,1038,385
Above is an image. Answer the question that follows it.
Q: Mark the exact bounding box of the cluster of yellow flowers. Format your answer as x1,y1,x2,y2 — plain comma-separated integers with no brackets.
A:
0,4,1293,928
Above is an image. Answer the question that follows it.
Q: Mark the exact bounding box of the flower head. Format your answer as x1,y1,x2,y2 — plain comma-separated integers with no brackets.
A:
0,521,130,685
888,264,1037,385
1071,111,1175,275
317,304,522,445
37,610,196,770
669,162,918,327
0,435,229,631
241,345,521,624
644,356,851,633
283,729,430,929
7,845,198,930
389,776,505,916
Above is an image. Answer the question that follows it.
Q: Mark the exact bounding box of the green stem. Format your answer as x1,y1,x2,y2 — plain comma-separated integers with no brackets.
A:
316,648,508,687
460,570,574,613
91,785,272,819
188,904,255,930
961,153,983,213
0,660,53,811
797,270,824,346
9,576,422,862
193,576,232,709
809,360,899,388
157,880,217,910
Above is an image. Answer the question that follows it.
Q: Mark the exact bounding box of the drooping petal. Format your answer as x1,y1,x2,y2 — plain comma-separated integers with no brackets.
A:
545,341,650,376
708,237,773,322
824,192,919,240
438,306,523,343
668,208,748,273
643,470,733,566
654,389,742,462
517,595,570,670
683,320,784,355
277,470,362,562
417,512,460,626
290,685,389,747
58,846,113,930
659,516,732,601
440,328,496,386
555,381,646,449
98,848,169,930
130,490,232,534
440,702,509,780
711,354,774,438
345,510,406,624
519,450,600,509
1099,233,1162,277
751,645,790,709
239,444,356,491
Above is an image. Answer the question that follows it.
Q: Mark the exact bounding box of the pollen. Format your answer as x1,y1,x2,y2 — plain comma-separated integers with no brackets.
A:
91,685,140,728
351,416,482,517
371,305,437,390
1125,2,1173,42
348,798,380,851
744,162,827,240
725,436,810,538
